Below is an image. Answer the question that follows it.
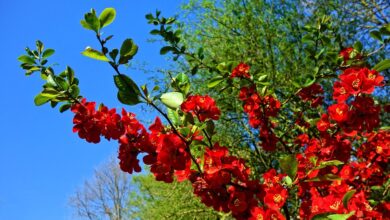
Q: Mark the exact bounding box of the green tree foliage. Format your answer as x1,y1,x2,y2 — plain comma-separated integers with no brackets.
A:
128,174,232,220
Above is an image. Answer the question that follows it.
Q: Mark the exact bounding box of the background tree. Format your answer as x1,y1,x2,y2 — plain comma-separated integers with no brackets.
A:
69,157,227,220
69,157,134,220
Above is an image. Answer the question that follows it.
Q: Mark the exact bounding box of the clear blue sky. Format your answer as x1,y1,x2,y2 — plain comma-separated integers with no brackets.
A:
0,1,183,219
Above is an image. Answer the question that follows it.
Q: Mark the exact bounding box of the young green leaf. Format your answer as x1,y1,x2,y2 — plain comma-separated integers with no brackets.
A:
370,30,382,42
160,46,175,55
372,59,390,72
36,40,44,54
207,76,224,88
353,41,363,52
42,49,55,59
119,39,138,64
81,47,110,61
327,211,355,220
160,92,184,109
167,108,180,125
34,93,51,106
59,103,72,113
99,8,116,28
17,55,36,64
342,190,356,209
83,11,100,32
279,154,298,179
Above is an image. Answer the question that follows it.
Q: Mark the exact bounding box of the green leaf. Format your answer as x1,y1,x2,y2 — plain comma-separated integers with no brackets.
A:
303,76,316,87
327,212,355,220
50,101,58,108
380,26,390,35
34,93,51,106
370,30,382,42
312,213,334,220
175,73,189,85
66,66,75,84
372,59,390,72
113,75,140,95
305,174,341,182
83,11,100,32
18,55,35,64
120,39,138,57
283,176,293,187
46,74,57,87
314,160,344,170
207,76,224,88
205,120,215,135
119,39,138,64
145,13,153,20
167,108,180,125
160,92,184,109
69,84,80,97
174,73,190,94
353,41,363,52
114,75,141,106
36,40,44,54
40,91,58,99
258,74,267,82
160,46,175,55
150,29,160,35
179,127,191,137
99,8,116,28
81,47,109,61
342,190,356,209
55,77,69,90
59,103,72,113
118,91,140,105
42,49,55,59
80,20,93,30
279,154,298,179
109,49,119,61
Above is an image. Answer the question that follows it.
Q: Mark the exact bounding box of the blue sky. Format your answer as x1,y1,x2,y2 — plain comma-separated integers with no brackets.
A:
0,1,183,219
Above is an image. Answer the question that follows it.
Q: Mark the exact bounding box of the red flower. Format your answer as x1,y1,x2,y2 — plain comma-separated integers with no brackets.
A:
328,103,350,123
295,134,309,146
249,207,265,220
361,68,384,94
317,114,331,131
298,83,324,107
228,190,248,214
333,81,350,103
231,62,251,78
339,68,364,95
263,95,281,117
71,99,124,143
264,185,288,210
181,95,221,121
265,209,286,220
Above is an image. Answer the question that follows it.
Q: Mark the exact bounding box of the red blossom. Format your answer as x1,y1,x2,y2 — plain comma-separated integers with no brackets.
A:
231,62,251,78
181,95,221,121
333,81,350,103
328,103,350,123
264,185,288,210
